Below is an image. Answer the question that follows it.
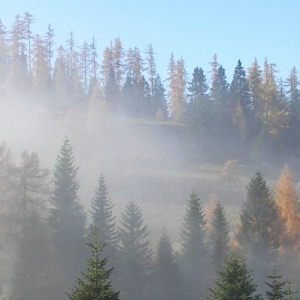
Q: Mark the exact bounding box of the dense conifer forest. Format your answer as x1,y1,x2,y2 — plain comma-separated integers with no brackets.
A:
1,12,300,299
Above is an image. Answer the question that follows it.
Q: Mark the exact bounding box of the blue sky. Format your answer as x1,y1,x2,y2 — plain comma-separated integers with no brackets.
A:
1,0,299,82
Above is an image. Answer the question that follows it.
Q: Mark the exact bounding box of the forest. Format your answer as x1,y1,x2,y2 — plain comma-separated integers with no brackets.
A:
1,12,300,300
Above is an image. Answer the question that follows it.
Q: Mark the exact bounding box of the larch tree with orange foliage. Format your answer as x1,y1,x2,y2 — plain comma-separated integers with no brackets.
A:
274,165,300,252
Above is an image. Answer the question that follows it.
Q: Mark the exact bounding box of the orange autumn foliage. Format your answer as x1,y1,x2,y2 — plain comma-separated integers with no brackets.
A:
274,165,300,253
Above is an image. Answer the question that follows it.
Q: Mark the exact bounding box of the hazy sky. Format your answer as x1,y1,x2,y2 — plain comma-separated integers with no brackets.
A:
1,0,299,81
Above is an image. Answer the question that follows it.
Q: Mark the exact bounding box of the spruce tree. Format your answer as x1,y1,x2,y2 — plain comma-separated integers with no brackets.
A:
67,226,120,300
207,201,230,268
285,67,300,155
236,172,279,286
230,59,254,141
180,192,208,299
209,252,261,300
154,230,182,300
118,201,152,300
265,264,290,300
10,212,64,300
48,137,87,289
105,67,120,112
152,74,168,120
89,174,118,266
186,67,211,138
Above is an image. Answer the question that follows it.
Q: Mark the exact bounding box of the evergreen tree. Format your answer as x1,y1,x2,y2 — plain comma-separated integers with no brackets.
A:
153,230,182,300
121,74,136,117
140,75,151,118
207,201,230,269
285,67,300,155
89,37,98,83
118,201,152,300
230,59,254,140
209,252,261,300
180,192,208,299
145,44,156,100
186,67,211,135
105,67,120,112
236,172,279,286
210,65,231,133
68,226,120,300
248,58,263,120
152,74,168,120
89,174,118,265
265,264,290,300
10,212,64,300
209,53,219,85
48,138,87,289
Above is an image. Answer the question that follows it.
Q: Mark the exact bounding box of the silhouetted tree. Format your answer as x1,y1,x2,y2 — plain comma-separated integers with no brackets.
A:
153,230,182,300
118,201,152,300
207,201,230,268
89,174,118,266
48,138,87,289
152,74,168,120
180,192,208,299
236,172,279,287
10,212,64,300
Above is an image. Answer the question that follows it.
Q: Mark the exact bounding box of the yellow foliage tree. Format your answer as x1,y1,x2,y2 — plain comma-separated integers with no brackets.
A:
274,165,300,252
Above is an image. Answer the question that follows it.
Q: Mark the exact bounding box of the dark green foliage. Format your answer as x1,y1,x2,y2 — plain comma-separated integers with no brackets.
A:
186,67,211,134
121,74,136,117
180,192,208,299
68,226,120,300
154,230,182,300
265,265,291,300
10,212,64,300
209,252,261,300
105,67,120,112
210,65,230,118
230,59,254,140
89,174,118,266
152,74,168,120
236,172,279,286
207,201,230,268
68,227,120,300
140,76,152,118
118,201,152,300
48,138,87,288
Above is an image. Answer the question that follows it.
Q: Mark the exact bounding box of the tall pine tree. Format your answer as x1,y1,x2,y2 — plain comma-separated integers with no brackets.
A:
48,138,87,289
118,201,152,300
67,226,120,300
180,192,208,299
